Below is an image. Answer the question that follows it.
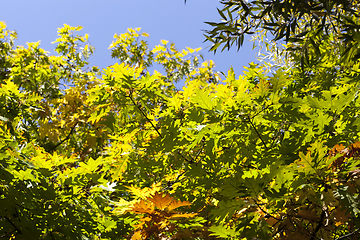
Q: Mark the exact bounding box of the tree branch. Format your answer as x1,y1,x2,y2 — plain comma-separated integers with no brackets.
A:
4,216,22,235
194,140,206,164
127,90,196,164
253,199,282,221
335,228,360,240
310,209,326,240
248,116,268,151
177,150,194,164
163,170,187,191
128,92,163,138
48,122,78,152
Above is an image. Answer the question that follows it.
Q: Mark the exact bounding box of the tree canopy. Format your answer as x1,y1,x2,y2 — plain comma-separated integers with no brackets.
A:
1,1,360,239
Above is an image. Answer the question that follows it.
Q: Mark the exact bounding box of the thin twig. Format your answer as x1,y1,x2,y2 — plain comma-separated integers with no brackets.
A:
127,90,195,164
310,209,326,240
253,199,282,221
247,116,268,151
250,104,271,118
194,141,206,164
48,122,78,152
335,229,360,240
4,216,22,235
127,92,163,138
176,150,194,164
163,170,187,191
0,229,17,238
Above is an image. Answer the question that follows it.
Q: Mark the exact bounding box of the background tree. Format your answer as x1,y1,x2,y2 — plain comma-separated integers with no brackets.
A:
203,0,360,67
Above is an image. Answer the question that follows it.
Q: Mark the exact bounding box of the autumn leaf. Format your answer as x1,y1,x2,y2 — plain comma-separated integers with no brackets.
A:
168,213,197,219
147,192,174,210
167,199,191,211
333,208,351,226
265,216,280,226
131,200,155,214
110,157,128,181
131,231,143,240
127,185,156,199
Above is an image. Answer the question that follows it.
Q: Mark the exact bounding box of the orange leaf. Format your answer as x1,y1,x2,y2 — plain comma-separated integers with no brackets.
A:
265,217,280,226
350,141,360,158
333,209,350,226
329,144,345,156
167,199,191,212
131,200,154,214
131,231,143,240
168,213,197,220
147,192,174,210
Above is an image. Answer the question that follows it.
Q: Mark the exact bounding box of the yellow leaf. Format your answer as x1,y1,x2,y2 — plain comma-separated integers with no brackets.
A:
1,79,21,97
31,153,51,169
160,39,169,45
127,185,154,199
168,213,197,220
131,231,143,240
110,157,128,181
253,78,270,98
131,200,155,214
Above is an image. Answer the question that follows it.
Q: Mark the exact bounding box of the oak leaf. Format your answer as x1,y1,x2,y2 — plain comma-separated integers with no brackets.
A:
297,207,319,222
131,200,155,214
167,199,191,212
168,213,197,219
147,192,173,210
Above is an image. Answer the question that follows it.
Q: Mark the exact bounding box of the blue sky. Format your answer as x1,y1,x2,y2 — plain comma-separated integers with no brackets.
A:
2,0,259,77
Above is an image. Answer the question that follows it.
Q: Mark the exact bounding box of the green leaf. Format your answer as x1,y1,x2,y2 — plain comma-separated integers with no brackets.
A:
270,70,288,92
191,88,216,110
209,224,237,238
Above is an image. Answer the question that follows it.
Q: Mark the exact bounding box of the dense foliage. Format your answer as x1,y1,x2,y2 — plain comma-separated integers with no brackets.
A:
204,0,360,70
1,2,360,238
204,0,360,53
